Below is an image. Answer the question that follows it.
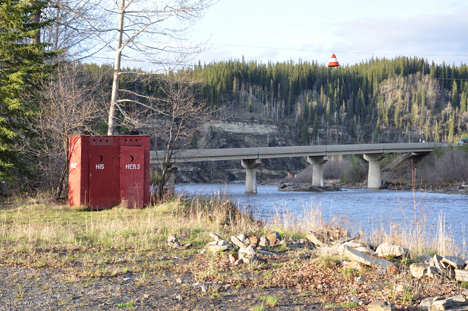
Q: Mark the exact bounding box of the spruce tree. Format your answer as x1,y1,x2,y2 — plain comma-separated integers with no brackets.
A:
0,0,56,185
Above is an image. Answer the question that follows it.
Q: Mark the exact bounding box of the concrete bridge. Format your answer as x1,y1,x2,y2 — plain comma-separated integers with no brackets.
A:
150,143,441,193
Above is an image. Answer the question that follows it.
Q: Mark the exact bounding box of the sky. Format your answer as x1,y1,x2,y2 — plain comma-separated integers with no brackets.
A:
185,0,468,67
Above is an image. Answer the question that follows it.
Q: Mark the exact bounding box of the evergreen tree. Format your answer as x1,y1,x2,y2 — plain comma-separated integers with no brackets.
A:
0,0,57,185
448,113,455,142
451,80,459,107
434,121,440,142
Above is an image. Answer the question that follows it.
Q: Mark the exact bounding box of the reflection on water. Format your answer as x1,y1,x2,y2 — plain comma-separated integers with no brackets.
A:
176,184,468,247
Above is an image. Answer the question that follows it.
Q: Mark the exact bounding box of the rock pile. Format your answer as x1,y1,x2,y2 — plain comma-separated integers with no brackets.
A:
410,254,468,282
420,295,468,311
200,231,303,265
306,229,404,274
192,228,468,309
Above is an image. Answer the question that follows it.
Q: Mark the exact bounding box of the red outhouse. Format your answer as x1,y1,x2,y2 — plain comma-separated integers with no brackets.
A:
68,135,150,210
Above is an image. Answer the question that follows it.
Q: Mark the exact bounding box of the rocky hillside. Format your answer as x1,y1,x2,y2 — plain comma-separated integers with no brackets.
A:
175,119,306,184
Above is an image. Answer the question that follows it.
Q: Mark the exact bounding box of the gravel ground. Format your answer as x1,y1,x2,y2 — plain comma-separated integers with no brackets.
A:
0,265,328,311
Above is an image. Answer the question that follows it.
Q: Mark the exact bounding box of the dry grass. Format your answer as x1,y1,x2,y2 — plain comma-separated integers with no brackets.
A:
264,190,465,259
1,185,465,269
0,194,261,271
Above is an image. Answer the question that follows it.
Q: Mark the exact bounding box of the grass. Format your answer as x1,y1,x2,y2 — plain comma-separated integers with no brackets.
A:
250,305,266,311
260,295,279,307
0,195,263,279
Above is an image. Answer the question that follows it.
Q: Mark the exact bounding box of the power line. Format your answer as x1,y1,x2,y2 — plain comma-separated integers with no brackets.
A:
198,42,468,58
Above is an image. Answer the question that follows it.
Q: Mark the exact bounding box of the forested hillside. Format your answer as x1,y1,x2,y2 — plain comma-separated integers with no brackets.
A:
179,57,468,146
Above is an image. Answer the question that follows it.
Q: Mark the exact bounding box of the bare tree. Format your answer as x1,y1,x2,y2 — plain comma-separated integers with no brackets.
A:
39,0,108,60
121,74,212,201
104,0,215,135
23,62,107,197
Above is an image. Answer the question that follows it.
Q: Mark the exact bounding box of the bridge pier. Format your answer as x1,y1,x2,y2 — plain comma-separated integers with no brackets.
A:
307,156,328,187
241,159,261,194
364,153,384,189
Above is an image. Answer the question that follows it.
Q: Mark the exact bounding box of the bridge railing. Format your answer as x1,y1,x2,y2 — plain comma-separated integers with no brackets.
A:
150,142,443,164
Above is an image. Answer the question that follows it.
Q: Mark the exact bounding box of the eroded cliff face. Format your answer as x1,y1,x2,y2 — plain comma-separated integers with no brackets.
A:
174,120,306,184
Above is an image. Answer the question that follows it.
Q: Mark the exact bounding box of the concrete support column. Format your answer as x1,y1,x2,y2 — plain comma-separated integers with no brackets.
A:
241,159,261,194
363,153,384,189
307,155,328,187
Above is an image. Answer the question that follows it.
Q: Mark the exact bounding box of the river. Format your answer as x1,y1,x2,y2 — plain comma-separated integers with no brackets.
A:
176,183,468,250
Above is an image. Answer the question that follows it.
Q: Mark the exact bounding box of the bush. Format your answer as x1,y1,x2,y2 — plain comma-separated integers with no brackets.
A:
419,147,468,184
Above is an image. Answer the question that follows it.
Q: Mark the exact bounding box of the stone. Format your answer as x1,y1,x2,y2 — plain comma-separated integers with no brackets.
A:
181,243,192,249
176,278,183,284
421,253,432,264
442,256,466,269
259,236,268,248
367,301,394,311
342,245,394,269
333,236,355,246
355,276,365,282
376,242,408,258
410,263,428,278
237,233,246,242
228,253,238,264
447,295,467,306
230,236,247,248
256,249,276,256
337,241,365,252
376,268,386,275
433,298,451,310
445,268,456,280
349,261,363,271
216,240,229,246
209,232,223,242
395,284,405,293
249,235,259,245
386,264,400,275
421,297,450,311
455,269,468,282
351,296,364,305
239,245,256,257
167,234,177,243
426,266,441,279
355,246,377,256
205,243,231,253
234,258,243,265
346,295,363,305
420,297,435,310
267,232,280,245
306,231,325,247
434,254,448,270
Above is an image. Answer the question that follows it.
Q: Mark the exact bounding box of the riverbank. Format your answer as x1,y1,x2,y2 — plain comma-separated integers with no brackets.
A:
1,196,468,310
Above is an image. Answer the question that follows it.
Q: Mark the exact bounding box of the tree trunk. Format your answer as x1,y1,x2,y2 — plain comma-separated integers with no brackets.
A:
30,2,41,45
107,0,125,135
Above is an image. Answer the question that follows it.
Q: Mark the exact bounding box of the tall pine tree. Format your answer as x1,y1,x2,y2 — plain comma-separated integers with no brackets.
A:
0,0,57,186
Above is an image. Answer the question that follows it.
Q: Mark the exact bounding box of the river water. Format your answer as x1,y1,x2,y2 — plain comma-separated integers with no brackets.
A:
176,183,468,249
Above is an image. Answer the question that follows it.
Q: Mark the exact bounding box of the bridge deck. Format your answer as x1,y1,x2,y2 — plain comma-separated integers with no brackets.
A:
150,143,442,164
